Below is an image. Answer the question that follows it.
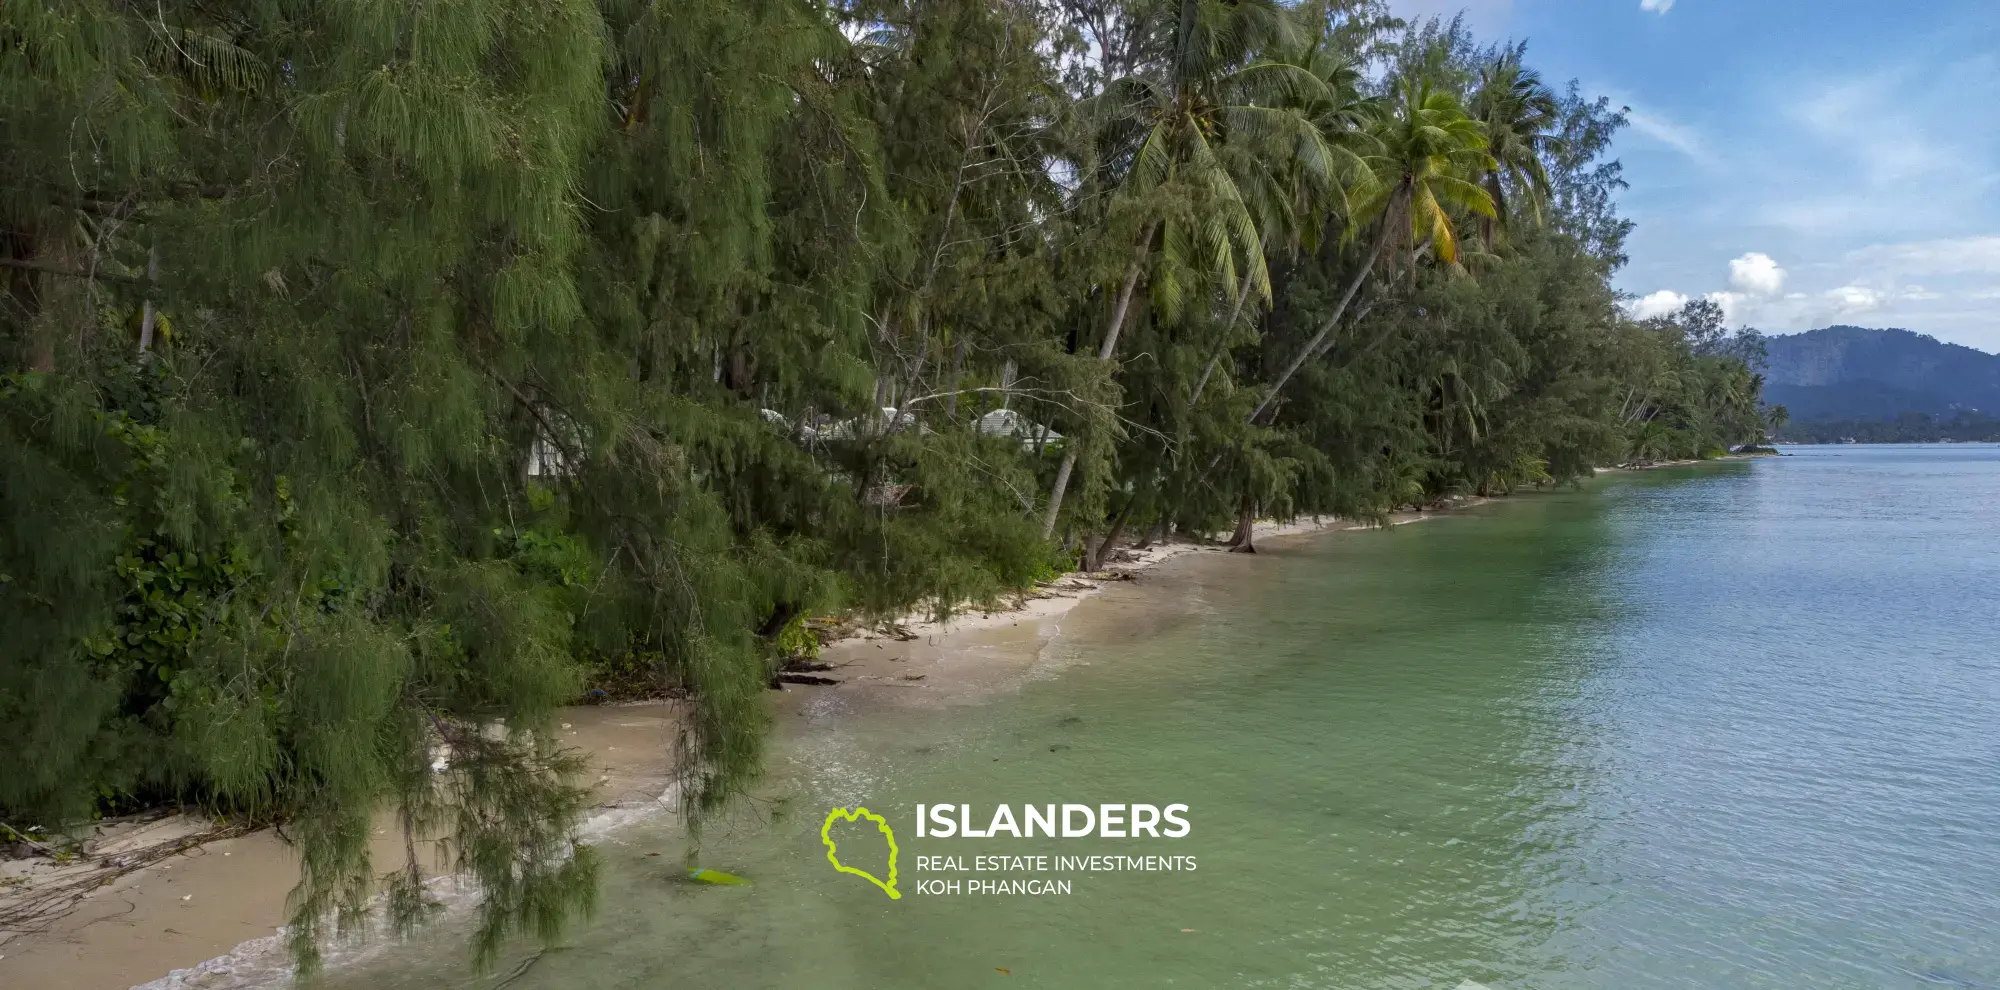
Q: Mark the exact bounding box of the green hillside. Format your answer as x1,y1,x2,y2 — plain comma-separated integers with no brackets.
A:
1763,326,2000,422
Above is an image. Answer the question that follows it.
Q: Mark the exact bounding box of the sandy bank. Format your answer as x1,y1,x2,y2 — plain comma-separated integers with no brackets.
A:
0,507,1465,990
0,703,682,990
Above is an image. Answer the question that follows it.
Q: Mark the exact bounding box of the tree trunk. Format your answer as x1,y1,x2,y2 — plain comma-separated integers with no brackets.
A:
1089,495,1137,570
1225,498,1256,553
756,601,799,640
1042,449,1079,538
1623,390,1655,425
906,325,929,396
1041,231,1152,539
1173,220,1398,528
1093,255,1147,364
1482,174,1505,248
136,244,160,358
1245,202,1397,427
946,337,966,417
1134,518,1166,551
1190,268,1259,408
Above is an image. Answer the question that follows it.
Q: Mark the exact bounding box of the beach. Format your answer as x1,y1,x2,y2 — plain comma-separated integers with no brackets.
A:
1,512,1424,990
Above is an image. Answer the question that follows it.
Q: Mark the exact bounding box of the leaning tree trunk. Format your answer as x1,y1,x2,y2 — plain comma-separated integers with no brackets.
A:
1164,214,1398,535
1042,450,1079,539
1041,228,1153,540
1190,267,1260,408
1244,198,1399,427
1225,497,1256,553
1134,518,1167,550
1087,493,1139,571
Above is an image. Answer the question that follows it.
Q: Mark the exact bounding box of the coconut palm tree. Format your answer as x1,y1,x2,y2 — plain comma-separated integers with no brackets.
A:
1190,31,1381,409
1246,75,1496,426
1040,0,1350,537
1469,47,1562,245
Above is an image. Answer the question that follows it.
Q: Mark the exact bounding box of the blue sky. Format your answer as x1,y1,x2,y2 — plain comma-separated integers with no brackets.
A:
1388,0,2000,351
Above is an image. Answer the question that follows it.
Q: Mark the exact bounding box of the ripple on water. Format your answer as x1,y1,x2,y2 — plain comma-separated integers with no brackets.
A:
272,446,2000,989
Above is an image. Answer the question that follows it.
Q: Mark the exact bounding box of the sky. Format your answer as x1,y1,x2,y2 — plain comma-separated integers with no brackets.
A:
1386,0,2000,352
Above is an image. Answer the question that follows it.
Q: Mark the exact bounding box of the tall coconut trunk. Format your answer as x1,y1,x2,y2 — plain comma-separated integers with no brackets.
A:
1163,214,1397,537
1190,267,1259,408
1244,194,1400,427
1042,451,1080,539
1041,227,1153,540
1482,173,1507,248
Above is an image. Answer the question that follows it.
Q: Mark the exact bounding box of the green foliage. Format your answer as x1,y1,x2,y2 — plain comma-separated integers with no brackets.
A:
0,0,1769,973
1779,412,2000,444
1611,300,1773,462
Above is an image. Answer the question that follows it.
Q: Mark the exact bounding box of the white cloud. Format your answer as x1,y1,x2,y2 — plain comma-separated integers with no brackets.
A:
1728,252,1787,295
1672,241,1993,333
1627,289,1689,320
1640,0,1675,12
1844,236,2000,278
1622,106,1710,163
1706,290,1752,324
1825,285,1885,314
1625,255,1789,326
1612,47,2000,347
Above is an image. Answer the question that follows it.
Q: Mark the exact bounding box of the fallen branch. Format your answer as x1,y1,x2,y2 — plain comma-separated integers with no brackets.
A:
0,818,259,938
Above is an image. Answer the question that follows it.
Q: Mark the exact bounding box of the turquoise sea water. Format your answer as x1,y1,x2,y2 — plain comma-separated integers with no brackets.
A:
321,445,2000,989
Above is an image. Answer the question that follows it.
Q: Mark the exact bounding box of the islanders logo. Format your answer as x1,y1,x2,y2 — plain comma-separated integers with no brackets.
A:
821,806,901,899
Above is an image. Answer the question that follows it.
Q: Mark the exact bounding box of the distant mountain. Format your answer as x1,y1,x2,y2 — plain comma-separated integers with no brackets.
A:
1760,326,2000,422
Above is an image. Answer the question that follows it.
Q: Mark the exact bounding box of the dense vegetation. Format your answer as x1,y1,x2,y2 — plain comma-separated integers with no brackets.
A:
1777,413,2000,444
0,0,1770,968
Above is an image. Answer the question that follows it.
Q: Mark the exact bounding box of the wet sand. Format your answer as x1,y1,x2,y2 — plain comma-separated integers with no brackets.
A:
0,512,1455,990
0,704,682,990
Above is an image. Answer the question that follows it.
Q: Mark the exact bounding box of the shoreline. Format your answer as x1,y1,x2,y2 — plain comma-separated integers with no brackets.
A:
0,486,1636,990
1595,451,1771,473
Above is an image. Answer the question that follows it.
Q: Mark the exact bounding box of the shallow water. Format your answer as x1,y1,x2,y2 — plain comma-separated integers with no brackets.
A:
322,445,2000,989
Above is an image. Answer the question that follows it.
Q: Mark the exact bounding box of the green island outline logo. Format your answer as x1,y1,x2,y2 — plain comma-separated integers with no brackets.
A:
821,806,901,899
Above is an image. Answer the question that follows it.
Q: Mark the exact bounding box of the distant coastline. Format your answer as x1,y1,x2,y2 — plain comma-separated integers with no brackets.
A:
1779,439,2000,445
1774,412,2000,444
1761,327,2000,443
